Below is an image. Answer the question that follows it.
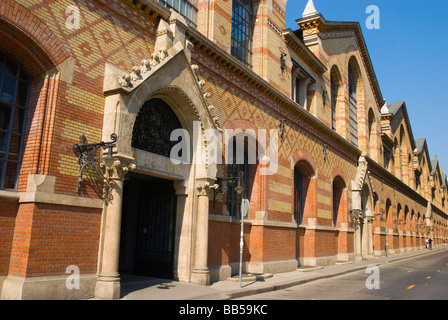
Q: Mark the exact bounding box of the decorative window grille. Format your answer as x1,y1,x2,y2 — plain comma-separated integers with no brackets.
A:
131,98,183,158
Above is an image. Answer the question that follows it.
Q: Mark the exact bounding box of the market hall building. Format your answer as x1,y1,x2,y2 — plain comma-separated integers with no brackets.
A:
0,0,447,299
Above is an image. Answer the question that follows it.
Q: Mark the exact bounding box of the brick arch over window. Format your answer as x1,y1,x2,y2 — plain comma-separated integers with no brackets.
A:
292,149,317,175
0,0,71,76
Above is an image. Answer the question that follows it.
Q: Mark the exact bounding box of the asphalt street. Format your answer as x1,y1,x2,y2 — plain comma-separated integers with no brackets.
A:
236,250,448,300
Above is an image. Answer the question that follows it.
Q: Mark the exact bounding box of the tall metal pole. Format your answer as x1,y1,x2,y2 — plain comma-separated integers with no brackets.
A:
239,205,244,288
385,226,389,257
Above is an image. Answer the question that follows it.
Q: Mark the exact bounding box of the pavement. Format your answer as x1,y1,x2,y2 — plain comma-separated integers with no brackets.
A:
119,247,447,300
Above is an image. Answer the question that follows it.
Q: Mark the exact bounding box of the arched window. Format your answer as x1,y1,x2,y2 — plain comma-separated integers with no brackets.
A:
417,212,421,232
397,204,403,231
131,98,183,158
399,126,405,180
404,206,409,230
386,199,392,230
368,108,375,155
294,161,314,225
226,135,254,217
0,49,31,190
294,166,304,224
348,64,358,146
330,67,341,131
332,176,345,227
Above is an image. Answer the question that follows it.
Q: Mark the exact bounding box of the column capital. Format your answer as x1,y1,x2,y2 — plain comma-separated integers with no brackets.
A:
195,177,218,196
100,156,136,203
100,156,136,181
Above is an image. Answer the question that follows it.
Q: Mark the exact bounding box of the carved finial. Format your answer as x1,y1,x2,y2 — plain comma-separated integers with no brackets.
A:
303,0,318,17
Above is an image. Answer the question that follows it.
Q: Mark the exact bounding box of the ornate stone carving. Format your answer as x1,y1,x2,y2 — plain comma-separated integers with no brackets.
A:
100,158,136,203
196,179,218,196
118,48,169,89
350,209,363,230
191,64,220,129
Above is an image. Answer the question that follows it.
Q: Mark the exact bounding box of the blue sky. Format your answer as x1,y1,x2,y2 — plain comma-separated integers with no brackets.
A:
285,0,448,175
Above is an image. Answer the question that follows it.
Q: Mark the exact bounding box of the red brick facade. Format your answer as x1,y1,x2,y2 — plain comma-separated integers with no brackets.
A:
0,0,447,299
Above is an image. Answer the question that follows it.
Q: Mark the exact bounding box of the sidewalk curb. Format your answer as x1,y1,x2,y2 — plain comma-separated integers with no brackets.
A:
193,248,446,300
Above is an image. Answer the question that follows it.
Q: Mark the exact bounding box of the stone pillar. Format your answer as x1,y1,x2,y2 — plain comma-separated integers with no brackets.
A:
190,179,214,286
351,209,363,261
355,219,363,261
173,181,191,282
367,215,375,258
95,158,135,300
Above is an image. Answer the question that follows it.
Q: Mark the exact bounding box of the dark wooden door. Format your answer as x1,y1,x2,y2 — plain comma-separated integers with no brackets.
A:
120,174,177,279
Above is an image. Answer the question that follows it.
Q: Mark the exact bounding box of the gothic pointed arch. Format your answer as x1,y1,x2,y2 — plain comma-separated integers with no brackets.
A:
102,41,219,179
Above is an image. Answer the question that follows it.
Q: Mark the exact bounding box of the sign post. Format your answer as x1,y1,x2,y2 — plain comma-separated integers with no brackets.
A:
239,198,249,288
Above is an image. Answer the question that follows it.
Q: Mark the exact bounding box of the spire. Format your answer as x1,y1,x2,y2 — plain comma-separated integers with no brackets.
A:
302,0,318,17
380,100,391,115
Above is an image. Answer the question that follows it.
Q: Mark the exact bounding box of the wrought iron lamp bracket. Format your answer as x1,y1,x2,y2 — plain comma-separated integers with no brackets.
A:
214,171,244,194
350,209,363,230
72,133,118,191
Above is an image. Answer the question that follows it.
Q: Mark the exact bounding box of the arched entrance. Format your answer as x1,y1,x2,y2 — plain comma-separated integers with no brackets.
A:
95,26,219,298
119,98,184,279
360,184,374,259
351,153,375,261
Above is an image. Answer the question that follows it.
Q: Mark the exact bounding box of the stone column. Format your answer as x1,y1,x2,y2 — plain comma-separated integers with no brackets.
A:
95,158,135,300
190,179,214,286
351,209,363,261
173,180,191,282
367,215,375,258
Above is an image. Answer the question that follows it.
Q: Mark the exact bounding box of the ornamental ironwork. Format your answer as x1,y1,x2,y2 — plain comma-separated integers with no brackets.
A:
350,208,363,230
72,133,117,192
131,98,183,158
